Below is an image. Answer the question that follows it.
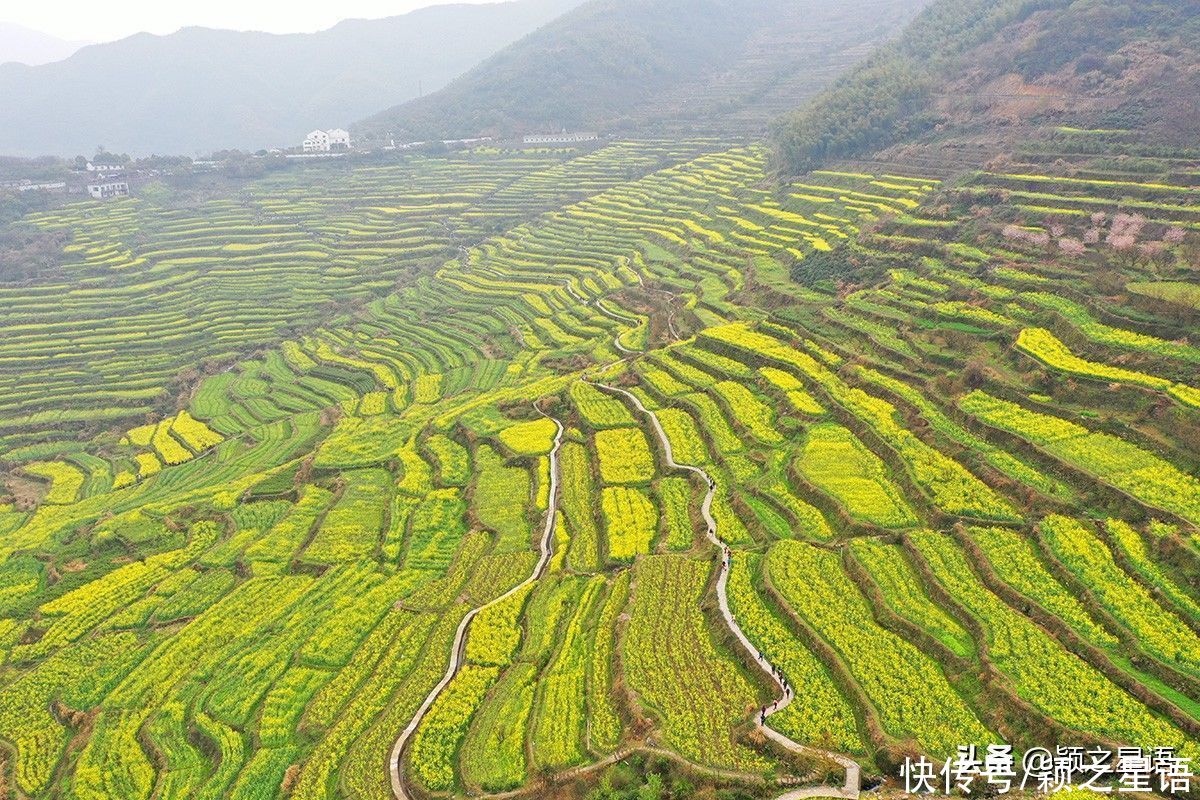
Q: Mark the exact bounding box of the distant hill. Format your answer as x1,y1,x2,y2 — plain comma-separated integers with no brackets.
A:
355,0,929,142
0,22,89,66
773,0,1200,175
0,0,584,157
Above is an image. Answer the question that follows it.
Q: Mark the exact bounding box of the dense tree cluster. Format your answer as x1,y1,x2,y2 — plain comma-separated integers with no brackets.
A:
772,0,1199,175
773,0,1064,174
0,227,68,281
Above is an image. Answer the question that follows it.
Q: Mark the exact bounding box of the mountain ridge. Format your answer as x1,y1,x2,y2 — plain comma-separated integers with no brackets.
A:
354,0,930,142
0,22,90,67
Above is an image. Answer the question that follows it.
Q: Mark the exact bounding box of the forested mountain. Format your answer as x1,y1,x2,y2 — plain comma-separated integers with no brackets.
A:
355,0,929,141
0,23,89,66
773,0,1200,174
0,0,584,157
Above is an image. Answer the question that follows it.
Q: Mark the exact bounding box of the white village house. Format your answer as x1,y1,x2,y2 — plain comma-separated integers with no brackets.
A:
328,129,350,149
86,161,125,173
303,128,351,152
302,130,329,152
87,180,129,200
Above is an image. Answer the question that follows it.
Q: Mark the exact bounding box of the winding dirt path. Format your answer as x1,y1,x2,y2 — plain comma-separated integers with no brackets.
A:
633,270,681,342
563,272,681,352
389,413,565,800
560,278,646,355
592,382,861,800
591,298,644,355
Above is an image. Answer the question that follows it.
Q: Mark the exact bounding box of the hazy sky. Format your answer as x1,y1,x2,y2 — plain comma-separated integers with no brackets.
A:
4,0,497,44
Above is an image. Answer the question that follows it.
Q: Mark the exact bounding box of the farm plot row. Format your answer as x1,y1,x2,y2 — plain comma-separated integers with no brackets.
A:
3,134,1200,800
0,141,720,453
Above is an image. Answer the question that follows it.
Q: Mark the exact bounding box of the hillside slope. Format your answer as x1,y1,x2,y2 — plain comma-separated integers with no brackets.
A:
0,0,583,157
355,0,928,141
2,138,1200,799
773,0,1200,174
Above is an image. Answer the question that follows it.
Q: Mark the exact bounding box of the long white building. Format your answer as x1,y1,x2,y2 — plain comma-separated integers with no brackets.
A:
522,131,599,145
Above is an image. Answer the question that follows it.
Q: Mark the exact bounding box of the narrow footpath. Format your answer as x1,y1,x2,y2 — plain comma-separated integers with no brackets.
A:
633,270,681,341
593,382,861,800
592,297,643,354
389,414,565,800
561,278,646,355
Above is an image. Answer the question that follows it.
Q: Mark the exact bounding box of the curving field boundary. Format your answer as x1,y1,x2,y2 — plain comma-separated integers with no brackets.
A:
389,413,565,800
593,381,861,800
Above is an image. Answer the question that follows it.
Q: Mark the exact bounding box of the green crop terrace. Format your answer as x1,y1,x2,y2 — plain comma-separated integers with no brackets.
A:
0,128,1198,799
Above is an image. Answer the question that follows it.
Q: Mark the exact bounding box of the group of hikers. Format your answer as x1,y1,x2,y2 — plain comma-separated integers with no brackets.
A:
713,536,793,729
758,665,793,725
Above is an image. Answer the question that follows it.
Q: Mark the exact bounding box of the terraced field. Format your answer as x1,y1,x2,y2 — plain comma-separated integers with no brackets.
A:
1,127,1199,798
0,141,721,449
